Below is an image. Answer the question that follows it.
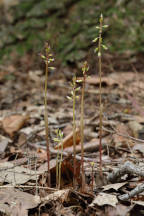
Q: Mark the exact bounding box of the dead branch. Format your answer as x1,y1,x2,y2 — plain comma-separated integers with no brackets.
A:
108,161,144,183
28,142,96,162
108,161,144,201
118,183,144,201
103,126,144,144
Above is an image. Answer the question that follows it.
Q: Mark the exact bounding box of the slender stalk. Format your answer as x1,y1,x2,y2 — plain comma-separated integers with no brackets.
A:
80,61,88,192
90,162,94,193
53,129,63,189
44,43,51,187
98,14,103,174
56,145,60,188
73,76,77,189
58,137,63,189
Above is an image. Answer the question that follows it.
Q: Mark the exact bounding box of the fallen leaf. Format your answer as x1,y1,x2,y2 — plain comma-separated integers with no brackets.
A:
133,143,144,154
112,123,132,148
89,193,118,207
2,114,29,136
105,204,130,216
102,182,127,191
0,135,12,153
128,121,143,138
0,188,40,216
42,189,70,202
132,200,144,206
0,162,41,185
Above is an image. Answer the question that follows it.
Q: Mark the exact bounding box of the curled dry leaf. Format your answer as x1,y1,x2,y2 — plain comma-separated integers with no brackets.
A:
2,114,29,136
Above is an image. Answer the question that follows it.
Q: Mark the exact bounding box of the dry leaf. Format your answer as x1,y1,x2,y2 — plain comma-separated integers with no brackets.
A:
128,121,143,138
0,188,40,216
42,189,70,202
90,193,118,207
103,182,127,191
132,200,144,206
133,144,144,154
0,162,41,185
2,114,29,136
105,204,130,216
0,135,12,153
113,123,132,148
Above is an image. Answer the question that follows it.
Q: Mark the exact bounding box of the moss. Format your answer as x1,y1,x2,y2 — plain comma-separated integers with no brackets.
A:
1,0,144,64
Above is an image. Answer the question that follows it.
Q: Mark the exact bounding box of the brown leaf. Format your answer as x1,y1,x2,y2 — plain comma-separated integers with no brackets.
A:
112,123,133,148
2,114,29,136
0,135,12,153
0,188,40,216
102,182,127,191
42,189,70,203
0,162,41,185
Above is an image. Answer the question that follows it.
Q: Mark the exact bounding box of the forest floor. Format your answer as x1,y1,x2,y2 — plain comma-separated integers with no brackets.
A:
0,53,144,216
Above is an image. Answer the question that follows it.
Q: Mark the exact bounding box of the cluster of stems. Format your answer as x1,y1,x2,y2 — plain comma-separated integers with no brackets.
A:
53,129,64,189
41,14,108,190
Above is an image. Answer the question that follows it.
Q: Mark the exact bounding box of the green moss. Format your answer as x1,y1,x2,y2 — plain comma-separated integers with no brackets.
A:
1,0,144,64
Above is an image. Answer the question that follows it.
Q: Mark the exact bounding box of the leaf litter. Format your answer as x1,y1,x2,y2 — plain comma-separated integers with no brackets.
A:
1,62,144,215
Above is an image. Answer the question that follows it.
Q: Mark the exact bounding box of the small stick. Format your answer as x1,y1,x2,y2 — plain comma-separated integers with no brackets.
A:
119,183,144,201
90,162,95,193
108,161,144,183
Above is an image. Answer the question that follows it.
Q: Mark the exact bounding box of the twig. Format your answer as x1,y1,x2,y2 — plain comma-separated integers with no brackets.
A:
119,183,144,201
103,126,144,143
0,185,57,191
108,161,144,183
28,142,98,162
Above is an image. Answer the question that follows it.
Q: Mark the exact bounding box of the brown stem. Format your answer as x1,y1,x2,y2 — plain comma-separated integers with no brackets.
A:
98,15,103,175
73,77,77,189
80,69,86,192
44,43,51,187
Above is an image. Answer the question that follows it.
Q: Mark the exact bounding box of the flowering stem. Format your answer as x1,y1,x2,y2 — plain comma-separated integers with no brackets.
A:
73,76,77,189
44,43,51,187
98,14,103,175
